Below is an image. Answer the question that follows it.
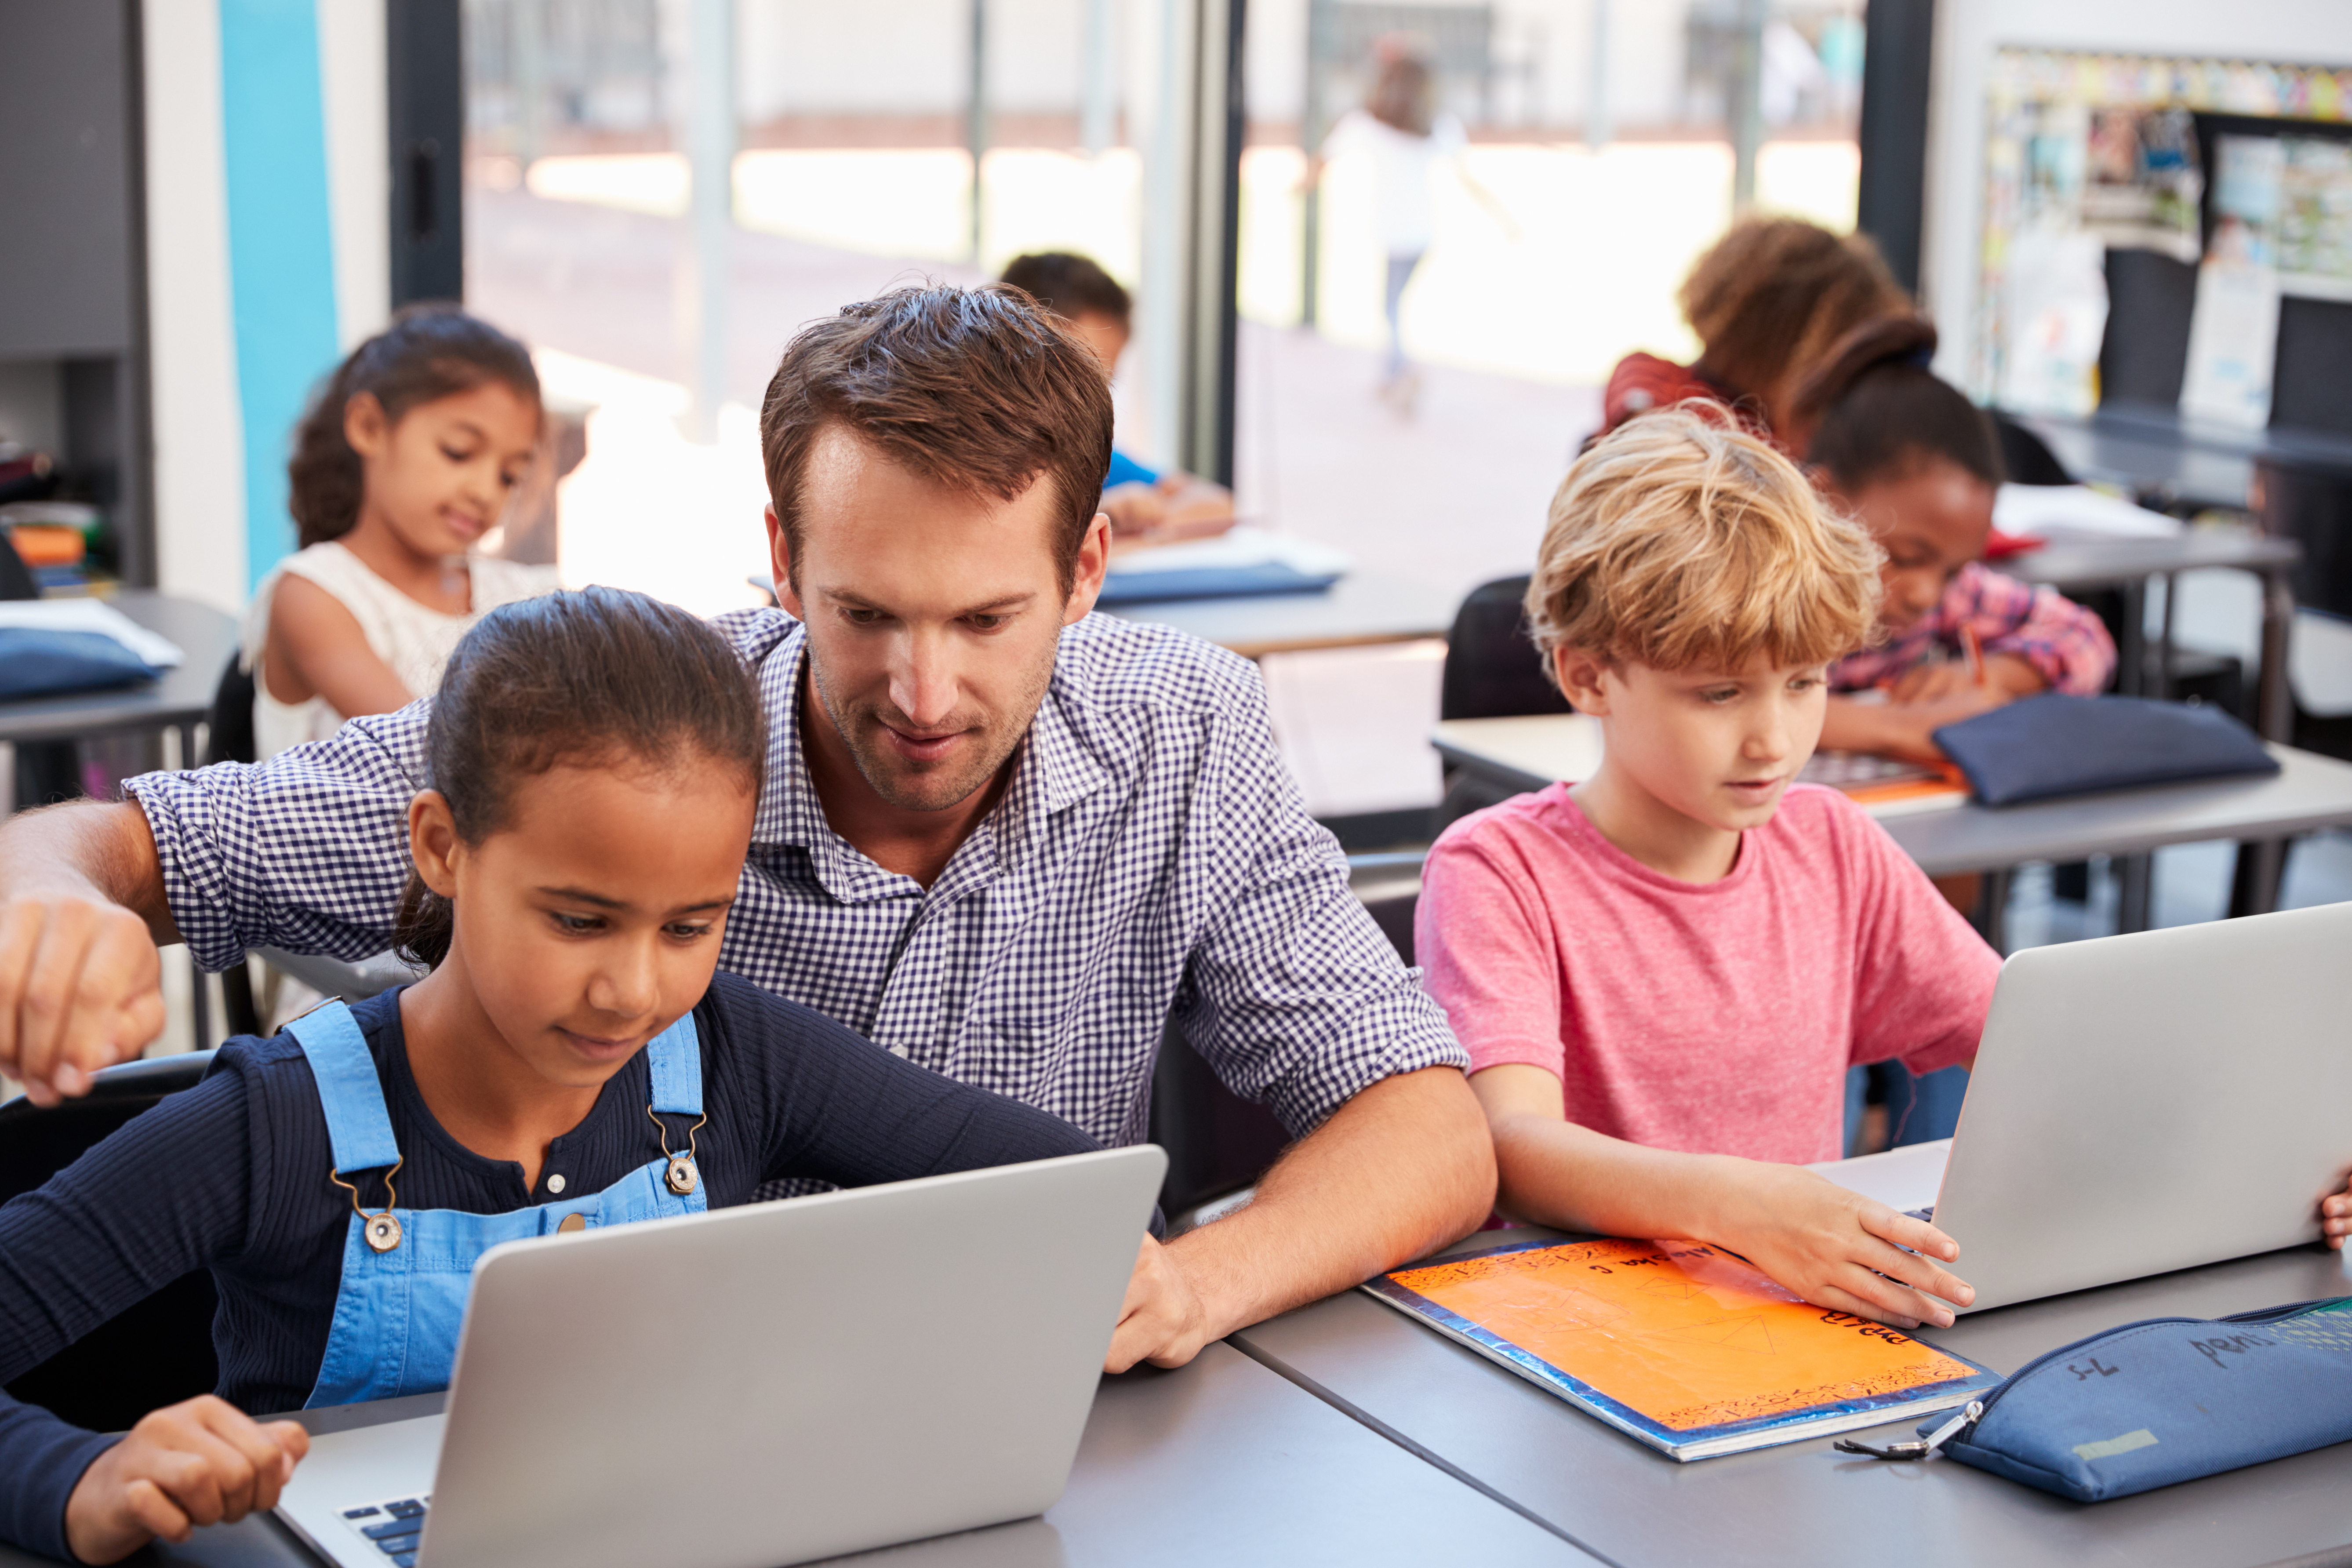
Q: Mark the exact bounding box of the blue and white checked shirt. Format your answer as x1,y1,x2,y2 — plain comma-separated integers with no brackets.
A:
128,611,1465,1148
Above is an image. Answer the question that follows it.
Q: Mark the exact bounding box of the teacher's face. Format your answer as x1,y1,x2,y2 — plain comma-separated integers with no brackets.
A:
772,426,1110,812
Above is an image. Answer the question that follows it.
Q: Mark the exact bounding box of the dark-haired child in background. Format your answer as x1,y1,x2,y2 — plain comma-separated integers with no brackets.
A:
0,589,1105,1566
1799,318,2117,765
997,251,1236,549
245,305,557,761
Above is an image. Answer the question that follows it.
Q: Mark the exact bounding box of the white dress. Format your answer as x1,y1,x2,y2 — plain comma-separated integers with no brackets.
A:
242,541,558,759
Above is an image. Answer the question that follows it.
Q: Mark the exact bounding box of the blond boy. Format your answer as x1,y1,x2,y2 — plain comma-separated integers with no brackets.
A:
1416,410,1996,1329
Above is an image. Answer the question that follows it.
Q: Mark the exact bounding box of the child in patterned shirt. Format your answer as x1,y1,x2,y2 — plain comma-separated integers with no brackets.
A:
1799,318,2116,764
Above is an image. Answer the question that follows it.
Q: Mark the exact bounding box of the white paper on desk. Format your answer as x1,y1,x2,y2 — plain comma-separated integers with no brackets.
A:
1105,526,1352,578
1993,483,2180,540
0,600,185,669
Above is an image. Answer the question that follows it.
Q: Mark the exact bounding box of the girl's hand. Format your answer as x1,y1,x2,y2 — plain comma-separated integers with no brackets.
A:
1888,651,2044,705
1704,1162,1976,1331
64,1397,309,1565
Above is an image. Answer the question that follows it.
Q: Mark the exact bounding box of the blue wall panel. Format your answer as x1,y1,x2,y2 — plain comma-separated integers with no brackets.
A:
218,0,342,592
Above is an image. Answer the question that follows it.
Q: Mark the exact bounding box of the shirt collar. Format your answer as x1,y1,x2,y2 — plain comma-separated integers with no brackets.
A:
749,620,1112,883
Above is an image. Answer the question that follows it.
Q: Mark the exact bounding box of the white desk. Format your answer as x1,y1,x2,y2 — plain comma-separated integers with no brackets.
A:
1104,571,1456,659
1431,714,2352,922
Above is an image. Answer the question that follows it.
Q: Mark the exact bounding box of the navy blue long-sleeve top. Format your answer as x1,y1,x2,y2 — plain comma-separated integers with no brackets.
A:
0,973,1099,1561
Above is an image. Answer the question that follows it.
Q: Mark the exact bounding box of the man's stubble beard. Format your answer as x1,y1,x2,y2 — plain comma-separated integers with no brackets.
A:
807,641,1058,813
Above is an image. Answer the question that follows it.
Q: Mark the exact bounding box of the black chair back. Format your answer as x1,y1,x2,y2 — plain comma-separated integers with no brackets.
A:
1149,855,1425,1220
0,530,38,601
1,1053,222,1433
206,651,258,767
1990,413,2074,487
1439,576,1571,722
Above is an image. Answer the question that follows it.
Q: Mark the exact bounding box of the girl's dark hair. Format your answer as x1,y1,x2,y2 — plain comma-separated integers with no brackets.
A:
288,304,542,548
1680,217,1910,406
392,587,766,968
1796,315,2005,494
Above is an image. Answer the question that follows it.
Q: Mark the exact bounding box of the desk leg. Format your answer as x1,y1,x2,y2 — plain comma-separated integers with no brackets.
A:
2116,580,2146,698
188,956,211,1052
1971,867,2012,955
2115,854,2154,934
2256,566,2295,741
2156,571,2176,698
2227,838,2287,918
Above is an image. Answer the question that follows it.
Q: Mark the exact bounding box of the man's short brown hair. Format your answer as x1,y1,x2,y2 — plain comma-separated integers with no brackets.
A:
1527,407,1883,677
760,284,1115,596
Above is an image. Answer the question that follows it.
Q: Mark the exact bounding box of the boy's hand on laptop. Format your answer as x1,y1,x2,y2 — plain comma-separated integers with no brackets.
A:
1105,1234,1214,1373
65,1395,309,1564
2323,1176,2351,1250
1710,1164,1975,1331
0,890,166,1106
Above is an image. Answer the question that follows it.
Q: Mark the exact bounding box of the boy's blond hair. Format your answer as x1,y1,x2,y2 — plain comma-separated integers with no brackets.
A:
1526,407,1882,677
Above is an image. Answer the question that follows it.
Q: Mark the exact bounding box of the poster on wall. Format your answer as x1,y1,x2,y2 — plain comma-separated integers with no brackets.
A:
2182,135,2283,428
1976,50,2352,418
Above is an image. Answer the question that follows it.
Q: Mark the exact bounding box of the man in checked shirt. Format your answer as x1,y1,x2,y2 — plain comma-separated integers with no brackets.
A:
0,284,1494,1372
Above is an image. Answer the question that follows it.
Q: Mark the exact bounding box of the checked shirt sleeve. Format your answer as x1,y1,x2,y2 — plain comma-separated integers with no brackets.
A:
1171,669,1467,1138
123,705,432,973
1956,564,2117,695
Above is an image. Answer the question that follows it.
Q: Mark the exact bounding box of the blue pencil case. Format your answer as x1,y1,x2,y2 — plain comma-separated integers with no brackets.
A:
1839,1298,2352,1500
1930,692,2277,806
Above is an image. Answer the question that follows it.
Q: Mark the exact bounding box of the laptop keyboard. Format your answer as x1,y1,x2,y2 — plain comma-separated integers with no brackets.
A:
339,1495,430,1567
1903,1207,1934,1223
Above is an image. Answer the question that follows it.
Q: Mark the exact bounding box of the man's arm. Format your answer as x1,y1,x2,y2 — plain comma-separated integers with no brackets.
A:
1106,1065,1493,1371
0,803,175,1104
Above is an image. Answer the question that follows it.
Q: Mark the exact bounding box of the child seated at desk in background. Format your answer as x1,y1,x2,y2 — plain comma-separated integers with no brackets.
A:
0,589,1104,1566
997,252,1234,550
1416,410,1998,1332
247,305,556,760
1799,317,2117,763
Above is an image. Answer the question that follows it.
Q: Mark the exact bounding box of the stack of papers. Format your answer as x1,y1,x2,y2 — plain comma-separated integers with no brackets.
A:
0,599,185,668
1992,484,2181,542
1098,527,1352,605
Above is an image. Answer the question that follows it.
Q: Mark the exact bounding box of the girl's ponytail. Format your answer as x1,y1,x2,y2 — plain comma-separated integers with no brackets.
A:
287,304,542,548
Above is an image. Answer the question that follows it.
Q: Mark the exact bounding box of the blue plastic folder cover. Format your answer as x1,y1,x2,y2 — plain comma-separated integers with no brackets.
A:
1922,1297,2352,1502
1931,693,2277,807
1364,1237,2000,1460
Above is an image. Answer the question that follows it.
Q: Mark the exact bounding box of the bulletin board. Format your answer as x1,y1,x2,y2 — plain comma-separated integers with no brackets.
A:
1975,50,2352,429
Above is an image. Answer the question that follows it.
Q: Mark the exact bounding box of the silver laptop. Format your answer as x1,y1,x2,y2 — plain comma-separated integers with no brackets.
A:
276,1146,1164,1568
1838,900,2352,1314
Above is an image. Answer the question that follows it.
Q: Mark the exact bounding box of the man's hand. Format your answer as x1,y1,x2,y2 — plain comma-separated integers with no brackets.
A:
0,801,177,1102
1105,1234,1214,1373
1703,1162,1975,1329
64,1397,309,1565
0,893,164,1105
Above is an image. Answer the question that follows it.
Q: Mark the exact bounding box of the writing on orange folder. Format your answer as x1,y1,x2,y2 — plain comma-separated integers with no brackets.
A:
1386,1238,1978,1432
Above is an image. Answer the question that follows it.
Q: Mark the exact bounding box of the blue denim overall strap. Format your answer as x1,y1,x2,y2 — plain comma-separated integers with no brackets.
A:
287,1001,707,1408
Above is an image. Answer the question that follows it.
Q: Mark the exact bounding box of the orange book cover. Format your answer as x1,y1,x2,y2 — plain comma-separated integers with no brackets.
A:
1366,1237,1998,1460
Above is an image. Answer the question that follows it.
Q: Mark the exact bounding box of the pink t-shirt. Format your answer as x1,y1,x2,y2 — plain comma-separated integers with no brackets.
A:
1416,782,2000,1165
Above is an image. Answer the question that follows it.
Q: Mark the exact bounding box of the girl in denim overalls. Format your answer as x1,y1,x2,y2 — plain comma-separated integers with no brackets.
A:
0,589,1102,1566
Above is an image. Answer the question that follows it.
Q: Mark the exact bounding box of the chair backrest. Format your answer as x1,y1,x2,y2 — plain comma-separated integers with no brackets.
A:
1,1052,222,1432
1149,854,1427,1219
0,530,39,601
1990,413,2074,487
1439,575,1572,722
206,650,258,767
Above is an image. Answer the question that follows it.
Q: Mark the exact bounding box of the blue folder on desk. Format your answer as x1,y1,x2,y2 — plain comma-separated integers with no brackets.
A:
1932,694,2278,807
0,628,160,699
1097,527,1349,606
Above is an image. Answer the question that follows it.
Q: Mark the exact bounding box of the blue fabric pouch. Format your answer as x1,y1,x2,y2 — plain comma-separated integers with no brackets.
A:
1848,1299,2352,1501
1931,692,2278,806
0,627,160,699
